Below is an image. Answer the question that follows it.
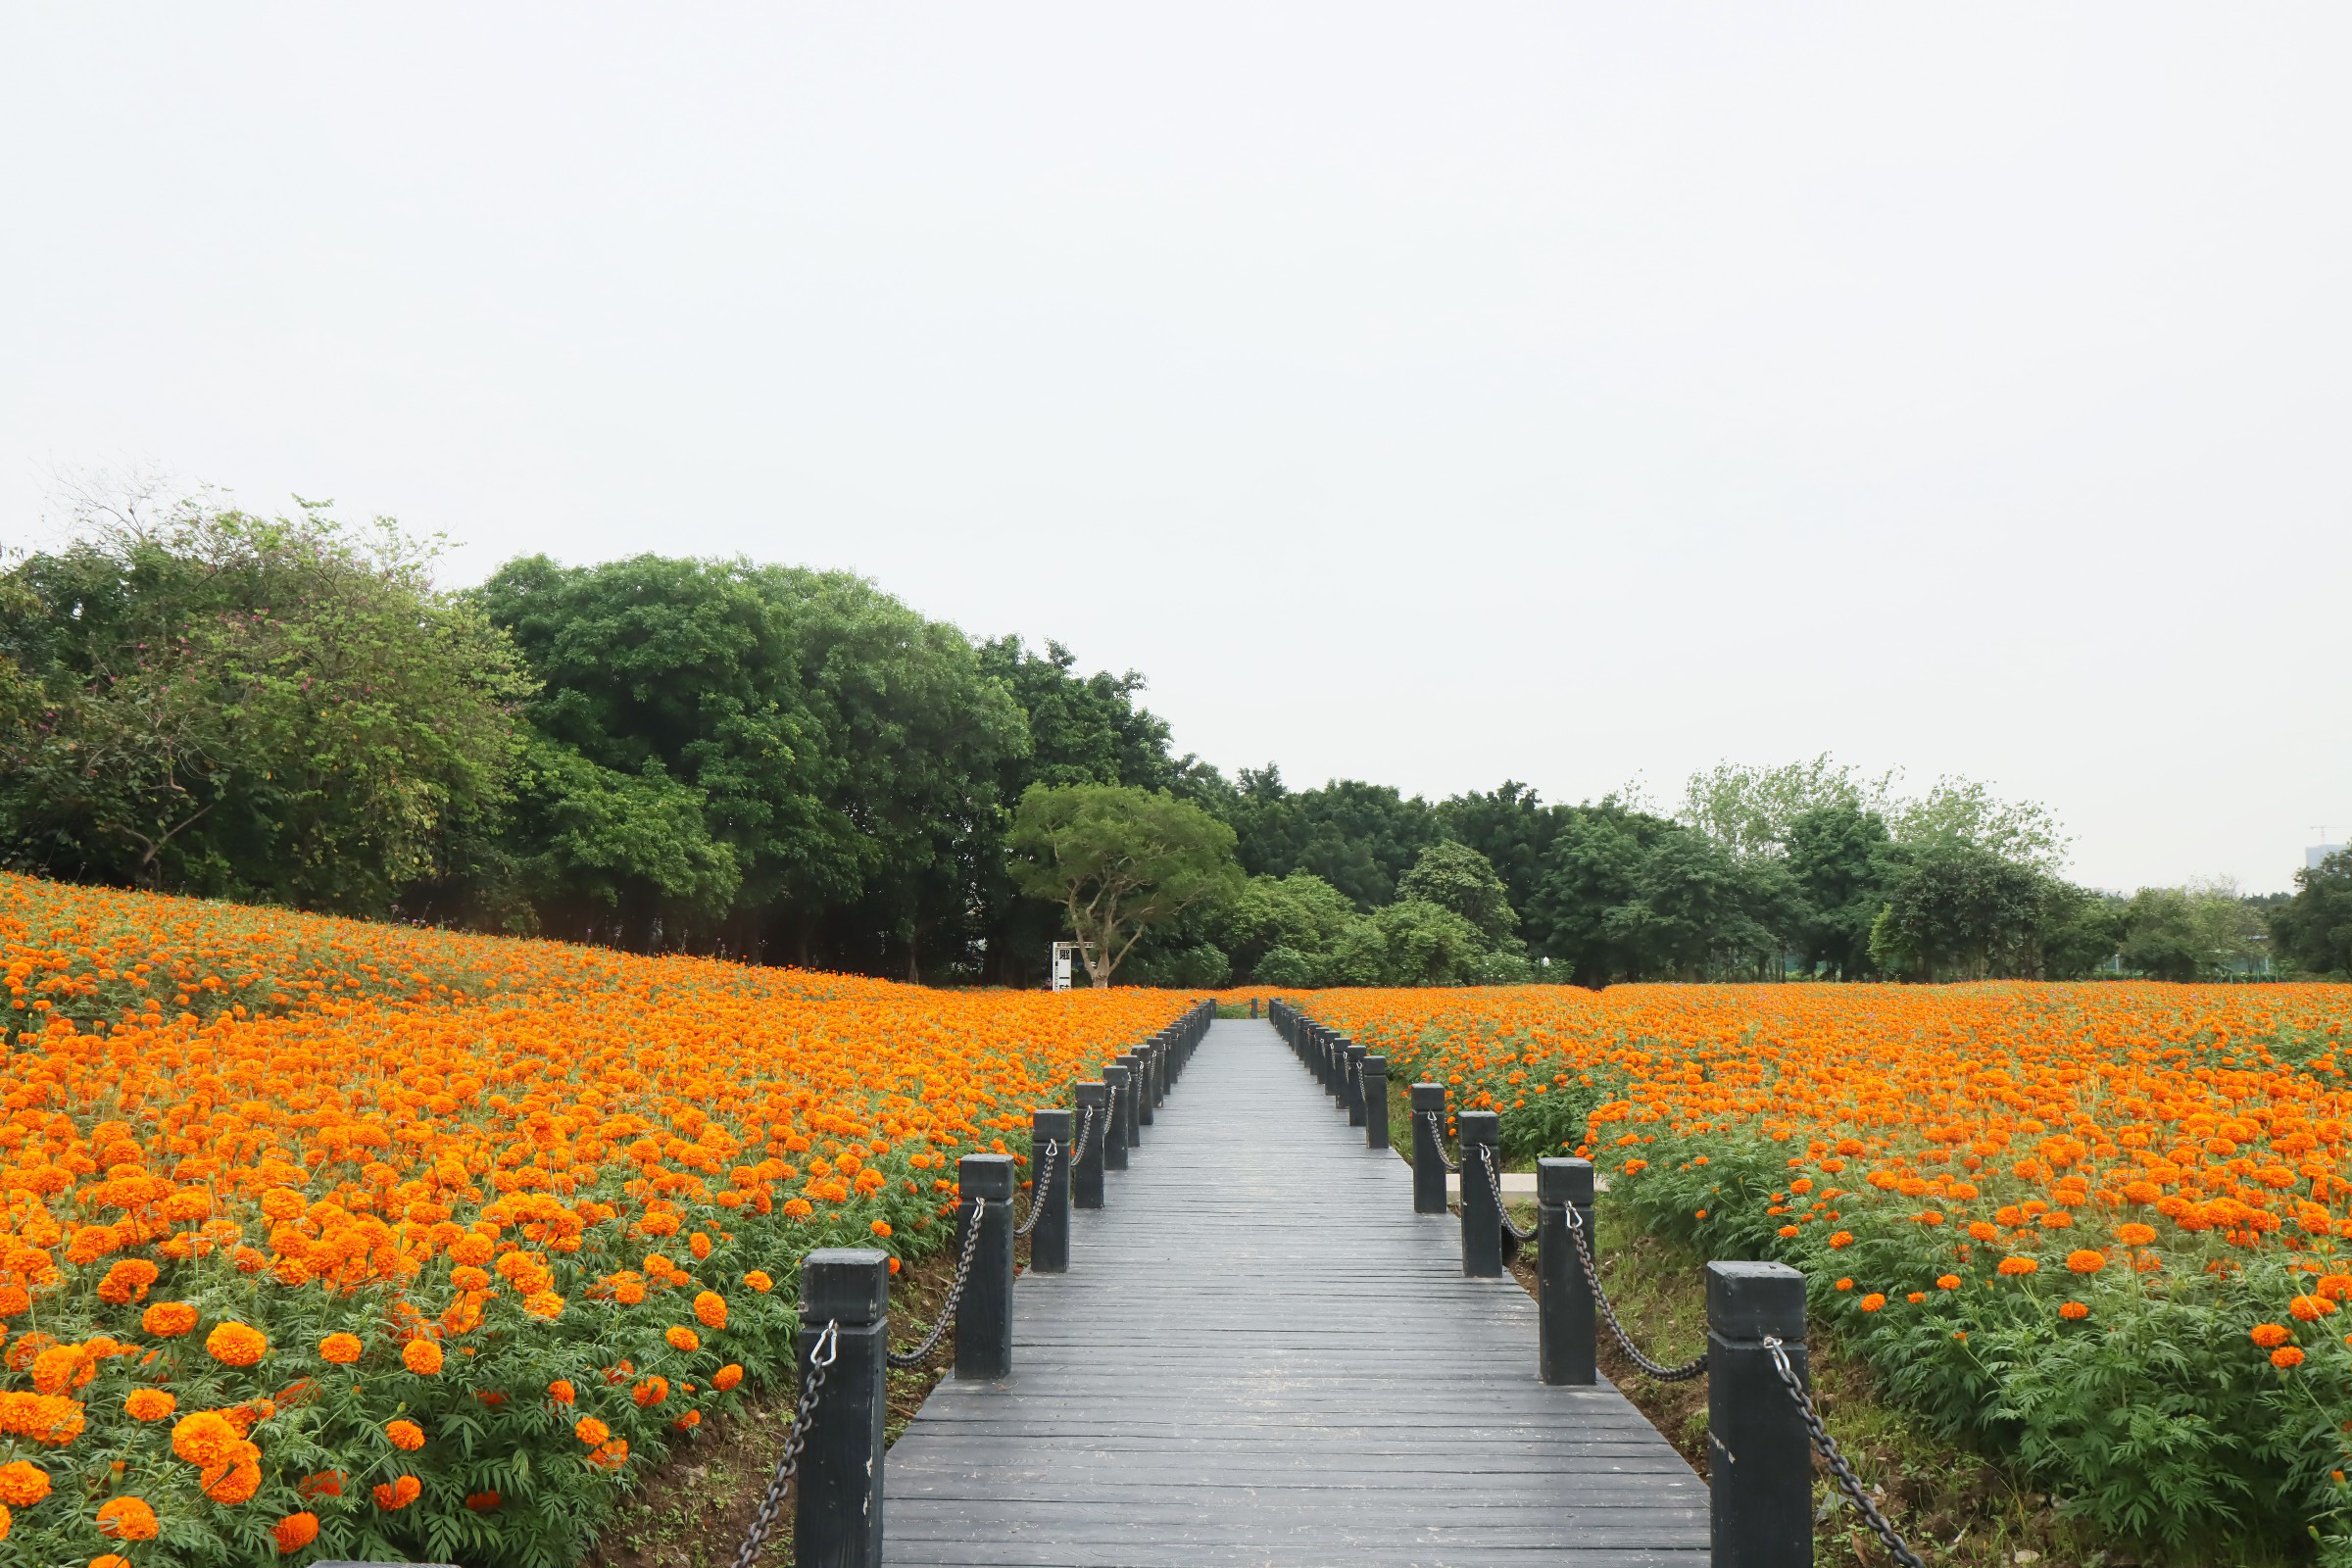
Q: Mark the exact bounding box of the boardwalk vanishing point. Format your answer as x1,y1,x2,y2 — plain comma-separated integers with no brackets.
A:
878,1016,1709,1567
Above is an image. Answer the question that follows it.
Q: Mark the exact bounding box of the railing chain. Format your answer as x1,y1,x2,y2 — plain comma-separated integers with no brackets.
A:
1764,1335,1926,1568
1013,1135,1064,1238
1421,1109,1460,1172
1477,1145,1537,1243
886,1195,987,1369
1563,1205,1708,1382
730,1317,839,1568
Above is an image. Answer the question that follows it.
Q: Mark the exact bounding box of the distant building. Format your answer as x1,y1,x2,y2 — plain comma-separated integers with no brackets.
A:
2313,843,2347,871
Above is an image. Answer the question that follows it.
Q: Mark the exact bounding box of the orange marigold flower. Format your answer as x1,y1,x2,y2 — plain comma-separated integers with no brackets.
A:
1905,1292,1926,1304
2273,1346,2307,1369
1859,1293,1886,1312
1827,1230,1853,1249
2115,1223,2157,1248
781,1199,813,1220
0,1501,10,1543
634,1375,670,1406
2059,1301,2090,1320
171,1411,243,1468
386,1419,425,1451
205,1321,268,1367
1997,1256,2039,1277
297,1471,343,1499
2291,1295,2340,1323
141,1302,198,1338
665,1326,701,1353
674,1409,703,1430
0,1461,49,1506
872,1220,894,1238
372,1474,422,1510
1835,1277,1853,1291
1936,1275,1961,1291
318,1333,363,1365
272,1512,320,1553
690,1231,713,1259
549,1379,577,1404
96,1496,160,1541
575,1416,611,1446
694,1291,728,1329
713,1363,744,1392
201,1453,262,1504
744,1271,773,1294
123,1390,176,1422
2251,1322,2293,1348
466,1491,502,1511
1967,1222,1998,1243
402,1339,444,1376
1777,1225,1799,1239
2066,1250,2107,1275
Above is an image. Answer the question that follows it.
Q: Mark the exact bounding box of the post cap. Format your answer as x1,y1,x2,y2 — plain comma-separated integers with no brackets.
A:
1346,1042,1365,1060
1409,1083,1446,1110
1706,1260,1807,1341
1073,1079,1108,1105
1457,1108,1500,1144
1102,1063,1130,1087
1032,1106,1073,1137
1362,1054,1387,1076
959,1152,1016,1200
803,1248,891,1325
1537,1156,1593,1205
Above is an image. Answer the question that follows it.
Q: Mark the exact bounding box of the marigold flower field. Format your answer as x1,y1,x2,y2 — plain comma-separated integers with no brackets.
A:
0,874,1185,1567
1302,982,2352,1551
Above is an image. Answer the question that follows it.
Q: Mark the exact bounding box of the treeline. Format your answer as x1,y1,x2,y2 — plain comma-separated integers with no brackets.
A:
4,498,2345,985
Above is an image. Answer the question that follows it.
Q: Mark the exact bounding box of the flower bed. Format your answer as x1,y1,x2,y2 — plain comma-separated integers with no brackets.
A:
0,874,1184,1565
1301,981,2352,1554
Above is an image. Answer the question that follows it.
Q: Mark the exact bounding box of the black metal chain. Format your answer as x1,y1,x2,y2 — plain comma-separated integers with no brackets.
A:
1763,1336,1925,1568
1477,1145,1538,1243
886,1195,986,1369
1421,1110,1461,1172
1013,1137,1061,1238
1563,1205,1708,1382
730,1318,839,1568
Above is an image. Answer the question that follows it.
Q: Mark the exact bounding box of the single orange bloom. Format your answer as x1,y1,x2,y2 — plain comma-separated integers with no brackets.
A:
549,1379,576,1404
743,1271,773,1294
665,1326,701,1353
2273,1346,2307,1369
693,1291,728,1329
318,1333,363,1364
123,1390,176,1421
2065,1250,2107,1275
386,1419,425,1451
403,1339,444,1376
272,1513,320,1553
141,1302,198,1338
574,1416,611,1446
96,1496,160,1541
0,1461,49,1506
2251,1323,2293,1348
372,1474,421,1510
2059,1301,2089,1320
1997,1257,2038,1277
205,1321,268,1367
713,1363,744,1392
1859,1294,1886,1312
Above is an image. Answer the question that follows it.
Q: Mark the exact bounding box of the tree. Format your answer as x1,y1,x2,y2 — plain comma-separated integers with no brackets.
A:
1,497,528,913
1680,755,1892,860
1603,829,1788,980
1523,801,1676,987
2119,882,2267,981
1785,802,1903,978
1870,843,2049,979
1007,784,1242,986
2272,852,2352,977
1220,771,1441,909
1324,900,1486,987
1396,841,1520,948
1213,872,1357,980
1436,781,1565,914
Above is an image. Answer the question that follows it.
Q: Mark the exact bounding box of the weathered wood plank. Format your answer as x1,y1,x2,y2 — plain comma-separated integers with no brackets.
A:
877,1019,1706,1566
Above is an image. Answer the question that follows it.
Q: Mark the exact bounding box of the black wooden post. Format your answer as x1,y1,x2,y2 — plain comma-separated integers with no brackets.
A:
1115,1053,1144,1146
1458,1109,1502,1278
1250,997,1257,1019
1537,1157,1595,1385
1708,1261,1812,1568
955,1153,1015,1381
1101,1065,1131,1171
1030,1107,1073,1273
797,1248,888,1568
1152,1033,1169,1103
1133,1043,1155,1127
1072,1081,1108,1206
1410,1083,1448,1214
1345,1043,1368,1126
1362,1055,1389,1150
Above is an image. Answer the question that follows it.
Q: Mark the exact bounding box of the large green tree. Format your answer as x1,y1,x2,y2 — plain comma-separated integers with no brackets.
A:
1868,842,2049,979
1396,840,1520,949
1,499,528,913
475,555,1024,971
2273,852,2352,977
1006,783,1242,986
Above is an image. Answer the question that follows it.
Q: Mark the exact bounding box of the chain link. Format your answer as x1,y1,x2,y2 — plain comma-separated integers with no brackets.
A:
887,1195,987,1369
1014,1139,1061,1238
1421,1110,1461,1172
1763,1335,1926,1568
1563,1205,1708,1382
730,1318,839,1568
1477,1145,1538,1243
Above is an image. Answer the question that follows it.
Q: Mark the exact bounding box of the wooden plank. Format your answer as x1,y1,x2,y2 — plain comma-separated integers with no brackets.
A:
878,1019,1706,1566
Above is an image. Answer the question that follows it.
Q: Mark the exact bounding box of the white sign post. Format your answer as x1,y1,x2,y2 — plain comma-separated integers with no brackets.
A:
1049,941,1097,992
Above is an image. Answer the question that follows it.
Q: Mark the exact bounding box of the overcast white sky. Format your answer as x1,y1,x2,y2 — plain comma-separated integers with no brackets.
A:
4,6,2346,894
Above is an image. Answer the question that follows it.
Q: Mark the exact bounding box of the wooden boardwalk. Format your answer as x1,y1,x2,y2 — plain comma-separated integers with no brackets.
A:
880,1018,1707,1567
